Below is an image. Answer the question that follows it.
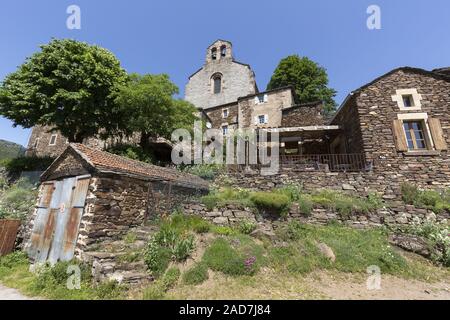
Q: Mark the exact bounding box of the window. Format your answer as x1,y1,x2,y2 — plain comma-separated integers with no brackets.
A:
49,134,58,146
403,121,427,150
222,125,228,135
402,95,414,108
258,115,267,124
213,75,222,94
33,138,40,149
220,45,227,57
222,109,228,118
255,94,268,104
211,48,217,60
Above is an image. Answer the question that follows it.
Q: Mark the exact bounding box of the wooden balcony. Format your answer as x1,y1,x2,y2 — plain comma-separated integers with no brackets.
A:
280,153,371,172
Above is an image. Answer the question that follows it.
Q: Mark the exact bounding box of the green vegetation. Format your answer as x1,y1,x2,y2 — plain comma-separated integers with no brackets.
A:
238,220,257,235
250,192,291,216
181,164,224,180
404,219,450,267
401,183,450,214
182,263,209,285
142,267,181,300
271,221,410,275
0,39,128,143
308,190,383,218
0,252,125,300
201,186,383,218
2,156,55,176
107,144,155,164
144,216,196,278
202,236,264,276
0,178,37,220
266,55,337,112
0,139,25,161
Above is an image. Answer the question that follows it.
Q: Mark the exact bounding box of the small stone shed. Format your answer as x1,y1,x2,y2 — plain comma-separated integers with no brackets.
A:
24,144,208,265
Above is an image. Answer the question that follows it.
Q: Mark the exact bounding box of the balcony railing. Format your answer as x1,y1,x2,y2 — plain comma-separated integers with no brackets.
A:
280,153,371,172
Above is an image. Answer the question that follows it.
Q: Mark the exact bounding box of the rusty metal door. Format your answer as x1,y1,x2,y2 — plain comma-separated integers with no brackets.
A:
0,220,21,256
28,176,90,264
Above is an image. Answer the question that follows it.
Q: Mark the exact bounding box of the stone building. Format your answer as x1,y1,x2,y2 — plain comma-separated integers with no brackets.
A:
23,143,208,265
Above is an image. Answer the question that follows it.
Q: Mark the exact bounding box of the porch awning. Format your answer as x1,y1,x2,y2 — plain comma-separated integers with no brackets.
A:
260,125,341,139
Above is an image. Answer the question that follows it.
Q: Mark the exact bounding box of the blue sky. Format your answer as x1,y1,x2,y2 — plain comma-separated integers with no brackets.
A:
1,0,449,146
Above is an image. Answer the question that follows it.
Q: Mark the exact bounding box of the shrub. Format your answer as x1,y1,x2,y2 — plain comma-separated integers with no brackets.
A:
0,179,37,220
3,156,55,176
0,251,28,268
123,231,137,244
238,220,257,235
183,263,209,285
107,144,155,164
182,164,223,180
401,183,419,204
250,192,291,216
143,238,172,278
275,183,302,201
212,225,236,236
298,194,313,216
201,194,219,210
162,267,181,290
144,226,195,277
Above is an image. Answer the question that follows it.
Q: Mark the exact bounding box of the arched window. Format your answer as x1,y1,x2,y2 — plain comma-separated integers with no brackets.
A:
220,45,227,57
212,74,222,94
211,48,217,60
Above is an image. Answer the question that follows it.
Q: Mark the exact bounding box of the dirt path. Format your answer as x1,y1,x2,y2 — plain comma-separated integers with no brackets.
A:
305,271,450,300
0,284,33,300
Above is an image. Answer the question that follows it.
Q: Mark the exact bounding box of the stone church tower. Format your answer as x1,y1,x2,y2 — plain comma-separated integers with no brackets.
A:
185,40,258,110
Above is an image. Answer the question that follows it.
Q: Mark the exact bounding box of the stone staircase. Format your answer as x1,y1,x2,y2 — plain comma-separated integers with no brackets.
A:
82,225,158,285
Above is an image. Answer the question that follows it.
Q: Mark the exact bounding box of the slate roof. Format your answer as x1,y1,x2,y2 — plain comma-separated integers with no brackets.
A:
41,144,209,190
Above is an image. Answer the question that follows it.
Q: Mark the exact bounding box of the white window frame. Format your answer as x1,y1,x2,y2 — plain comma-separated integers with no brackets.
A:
256,114,268,125
222,108,229,118
391,89,422,111
255,94,268,105
49,134,58,146
222,124,229,136
397,113,435,150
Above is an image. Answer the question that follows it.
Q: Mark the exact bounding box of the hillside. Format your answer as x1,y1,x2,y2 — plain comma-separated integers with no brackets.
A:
0,139,26,161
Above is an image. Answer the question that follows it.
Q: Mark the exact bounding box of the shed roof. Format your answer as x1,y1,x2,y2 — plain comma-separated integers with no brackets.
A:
41,144,209,190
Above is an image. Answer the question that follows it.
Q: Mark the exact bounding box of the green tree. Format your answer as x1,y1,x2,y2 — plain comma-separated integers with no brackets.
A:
267,55,337,112
115,73,198,150
0,39,128,142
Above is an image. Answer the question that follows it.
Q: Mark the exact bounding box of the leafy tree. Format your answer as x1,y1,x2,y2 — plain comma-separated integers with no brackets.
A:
267,55,337,112
115,73,198,150
0,39,128,142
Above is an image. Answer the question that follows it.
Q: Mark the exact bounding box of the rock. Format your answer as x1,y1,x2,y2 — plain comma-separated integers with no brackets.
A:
206,211,221,217
316,242,336,262
250,228,276,240
342,184,356,191
388,234,431,258
213,216,229,225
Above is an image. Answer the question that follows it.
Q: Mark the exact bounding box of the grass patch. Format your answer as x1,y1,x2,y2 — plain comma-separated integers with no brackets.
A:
271,222,417,277
0,178,37,220
202,235,264,276
250,192,291,216
142,267,180,300
182,263,209,285
0,252,125,300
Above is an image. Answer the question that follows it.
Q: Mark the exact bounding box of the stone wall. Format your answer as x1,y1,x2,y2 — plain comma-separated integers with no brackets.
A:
332,69,450,189
204,102,239,129
182,199,449,230
282,102,327,127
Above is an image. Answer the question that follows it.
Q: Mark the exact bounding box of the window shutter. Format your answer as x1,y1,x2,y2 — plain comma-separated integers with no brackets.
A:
428,118,447,151
254,116,258,125
264,94,268,102
392,120,408,151
264,115,269,124
254,97,259,105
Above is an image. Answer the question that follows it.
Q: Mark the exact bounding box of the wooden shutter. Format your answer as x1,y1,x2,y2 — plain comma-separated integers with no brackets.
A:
392,119,408,151
428,118,447,151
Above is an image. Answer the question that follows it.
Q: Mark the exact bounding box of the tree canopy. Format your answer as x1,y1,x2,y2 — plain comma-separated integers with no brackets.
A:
0,39,128,142
266,55,337,112
115,73,198,150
